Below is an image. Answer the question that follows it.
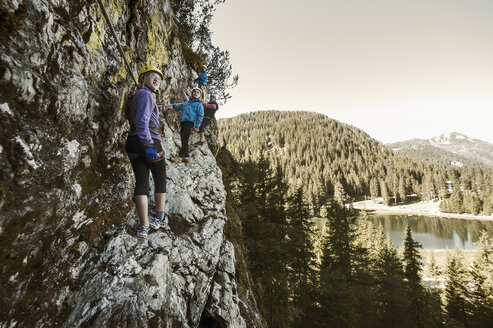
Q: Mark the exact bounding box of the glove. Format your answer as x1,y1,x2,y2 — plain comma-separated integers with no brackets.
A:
145,147,158,160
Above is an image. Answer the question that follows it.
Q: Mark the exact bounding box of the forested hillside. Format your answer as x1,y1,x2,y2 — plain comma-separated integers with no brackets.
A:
216,147,493,328
218,111,493,216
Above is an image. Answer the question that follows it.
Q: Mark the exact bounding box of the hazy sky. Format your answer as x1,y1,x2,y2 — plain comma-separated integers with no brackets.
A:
210,0,493,144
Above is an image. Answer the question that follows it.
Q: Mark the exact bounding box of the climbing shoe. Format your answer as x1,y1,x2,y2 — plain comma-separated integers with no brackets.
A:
182,157,190,163
169,156,182,163
160,214,169,227
137,225,150,239
196,141,204,145
154,211,168,226
149,217,161,230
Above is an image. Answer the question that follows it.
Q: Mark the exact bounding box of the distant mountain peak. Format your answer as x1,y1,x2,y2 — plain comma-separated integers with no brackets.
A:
430,132,474,145
388,132,493,167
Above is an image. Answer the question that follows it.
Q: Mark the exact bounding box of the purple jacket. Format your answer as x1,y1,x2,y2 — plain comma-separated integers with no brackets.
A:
202,102,217,119
128,86,161,146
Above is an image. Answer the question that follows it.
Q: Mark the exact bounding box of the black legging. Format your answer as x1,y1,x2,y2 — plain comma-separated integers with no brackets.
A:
179,121,194,157
125,135,166,196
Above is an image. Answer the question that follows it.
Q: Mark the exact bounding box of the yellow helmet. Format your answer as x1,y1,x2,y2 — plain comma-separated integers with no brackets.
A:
138,65,163,80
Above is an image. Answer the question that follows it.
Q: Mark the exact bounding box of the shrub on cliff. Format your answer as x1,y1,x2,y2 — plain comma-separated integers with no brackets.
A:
172,0,238,102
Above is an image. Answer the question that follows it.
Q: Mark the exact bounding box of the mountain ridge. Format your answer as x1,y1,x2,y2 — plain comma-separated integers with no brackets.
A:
388,132,493,167
219,111,493,215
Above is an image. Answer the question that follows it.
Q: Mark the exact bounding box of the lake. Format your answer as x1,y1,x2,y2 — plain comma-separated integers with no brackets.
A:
370,214,493,250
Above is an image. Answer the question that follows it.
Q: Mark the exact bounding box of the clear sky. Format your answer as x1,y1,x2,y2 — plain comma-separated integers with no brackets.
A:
210,0,493,144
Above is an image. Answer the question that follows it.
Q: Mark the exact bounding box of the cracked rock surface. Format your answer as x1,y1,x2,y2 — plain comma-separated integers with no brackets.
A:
0,0,265,327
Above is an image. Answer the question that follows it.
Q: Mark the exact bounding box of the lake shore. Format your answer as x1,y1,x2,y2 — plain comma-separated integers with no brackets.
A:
353,199,493,222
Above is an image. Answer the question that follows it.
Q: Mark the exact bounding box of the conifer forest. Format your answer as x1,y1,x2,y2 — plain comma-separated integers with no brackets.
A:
217,111,493,327
219,111,493,216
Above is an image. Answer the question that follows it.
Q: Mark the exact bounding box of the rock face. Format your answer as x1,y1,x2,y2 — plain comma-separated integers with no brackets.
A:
0,1,265,327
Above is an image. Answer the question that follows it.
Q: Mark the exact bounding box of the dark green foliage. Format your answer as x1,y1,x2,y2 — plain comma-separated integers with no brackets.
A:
206,46,239,102
370,177,379,200
426,252,440,278
403,226,423,284
399,177,408,203
316,269,359,328
402,227,435,328
171,0,238,101
231,157,491,327
317,200,363,327
219,112,493,327
219,111,493,216
468,231,493,328
236,156,292,327
285,188,318,326
323,200,356,281
421,288,445,328
440,189,465,214
232,157,320,327
444,250,470,327
381,180,390,206
372,232,407,328
334,180,346,204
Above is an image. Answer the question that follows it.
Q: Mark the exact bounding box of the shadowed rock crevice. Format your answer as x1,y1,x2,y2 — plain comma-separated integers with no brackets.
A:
199,314,227,328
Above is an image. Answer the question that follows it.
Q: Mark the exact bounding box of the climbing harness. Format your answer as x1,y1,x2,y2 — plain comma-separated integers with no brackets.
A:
96,0,137,85
146,151,165,163
128,122,162,136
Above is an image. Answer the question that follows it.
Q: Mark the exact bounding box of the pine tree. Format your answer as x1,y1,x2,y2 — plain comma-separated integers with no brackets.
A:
334,180,346,204
317,268,358,328
422,174,436,201
324,199,354,280
421,288,444,328
381,180,390,206
238,161,262,273
468,231,493,327
463,192,481,216
370,177,380,200
237,157,292,327
391,172,399,205
286,188,318,326
371,227,407,328
317,199,359,327
425,252,441,279
402,226,428,328
444,249,470,327
220,111,493,215
403,226,423,282
399,176,407,204
449,189,465,214
482,191,493,216
265,164,291,328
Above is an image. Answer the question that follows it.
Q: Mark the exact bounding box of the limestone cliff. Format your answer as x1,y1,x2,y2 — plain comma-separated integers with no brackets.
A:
0,0,265,327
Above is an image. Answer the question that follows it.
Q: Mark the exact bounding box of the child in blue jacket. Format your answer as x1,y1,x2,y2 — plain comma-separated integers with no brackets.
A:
170,87,204,163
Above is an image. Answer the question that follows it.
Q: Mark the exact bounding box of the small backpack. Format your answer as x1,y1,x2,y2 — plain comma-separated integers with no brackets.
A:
124,85,142,122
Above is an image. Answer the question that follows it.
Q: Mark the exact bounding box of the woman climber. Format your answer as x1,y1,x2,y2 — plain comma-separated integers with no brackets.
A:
125,65,168,238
